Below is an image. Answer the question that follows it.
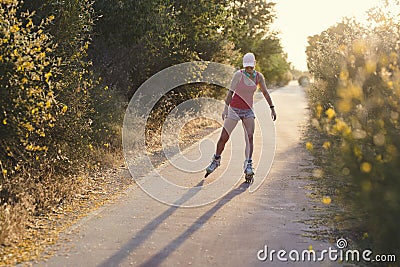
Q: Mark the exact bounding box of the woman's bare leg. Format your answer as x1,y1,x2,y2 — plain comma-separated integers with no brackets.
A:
215,118,238,156
241,117,255,160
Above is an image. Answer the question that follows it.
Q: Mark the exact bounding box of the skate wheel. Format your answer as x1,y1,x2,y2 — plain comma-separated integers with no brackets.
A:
245,174,254,183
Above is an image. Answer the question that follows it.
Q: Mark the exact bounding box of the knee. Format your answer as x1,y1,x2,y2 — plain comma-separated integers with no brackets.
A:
247,134,254,143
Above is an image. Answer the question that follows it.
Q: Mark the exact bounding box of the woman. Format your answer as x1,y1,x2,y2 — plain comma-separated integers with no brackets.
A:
205,53,277,181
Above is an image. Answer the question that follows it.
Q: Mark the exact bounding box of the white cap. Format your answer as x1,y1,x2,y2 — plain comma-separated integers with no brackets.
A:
243,53,256,67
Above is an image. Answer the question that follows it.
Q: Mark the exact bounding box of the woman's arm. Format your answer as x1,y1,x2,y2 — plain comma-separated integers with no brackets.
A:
222,71,241,120
222,90,234,120
258,73,277,121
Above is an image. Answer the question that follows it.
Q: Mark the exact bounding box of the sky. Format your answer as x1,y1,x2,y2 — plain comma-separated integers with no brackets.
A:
272,0,382,71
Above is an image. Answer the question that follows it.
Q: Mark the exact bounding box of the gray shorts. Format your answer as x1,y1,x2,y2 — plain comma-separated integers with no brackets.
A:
227,107,255,121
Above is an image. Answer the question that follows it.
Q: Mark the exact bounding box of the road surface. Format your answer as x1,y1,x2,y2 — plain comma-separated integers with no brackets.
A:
33,83,338,267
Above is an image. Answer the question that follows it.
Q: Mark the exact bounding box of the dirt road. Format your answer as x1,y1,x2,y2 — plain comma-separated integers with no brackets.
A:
34,83,338,267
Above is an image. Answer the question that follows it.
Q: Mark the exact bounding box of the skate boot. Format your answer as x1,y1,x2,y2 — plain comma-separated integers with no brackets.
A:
205,155,221,178
244,159,254,183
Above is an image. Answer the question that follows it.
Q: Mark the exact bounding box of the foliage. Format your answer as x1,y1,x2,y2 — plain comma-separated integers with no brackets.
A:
90,0,289,100
91,0,235,99
0,0,98,245
230,0,276,49
306,1,400,255
228,1,290,86
247,36,290,87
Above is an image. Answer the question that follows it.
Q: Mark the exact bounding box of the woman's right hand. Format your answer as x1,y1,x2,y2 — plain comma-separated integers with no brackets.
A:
222,106,228,120
222,110,228,120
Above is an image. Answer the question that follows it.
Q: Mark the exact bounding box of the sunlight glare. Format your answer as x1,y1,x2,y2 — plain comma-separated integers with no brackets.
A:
273,0,382,70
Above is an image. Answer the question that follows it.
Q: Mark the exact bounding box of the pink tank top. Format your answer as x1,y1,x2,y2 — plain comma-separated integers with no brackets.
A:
230,70,259,109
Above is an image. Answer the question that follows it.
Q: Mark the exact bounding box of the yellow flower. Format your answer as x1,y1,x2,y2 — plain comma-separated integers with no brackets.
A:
45,72,52,83
26,19,33,28
25,123,34,132
322,196,332,205
365,60,376,74
26,144,33,151
2,169,7,176
61,105,68,114
337,100,352,113
363,232,369,239
325,108,335,120
10,25,20,33
306,142,313,151
354,146,362,159
22,61,34,70
339,69,349,81
322,141,331,150
308,245,313,251
349,84,363,100
333,119,350,135
360,162,372,173
38,52,46,59
3,118,7,125
316,104,323,118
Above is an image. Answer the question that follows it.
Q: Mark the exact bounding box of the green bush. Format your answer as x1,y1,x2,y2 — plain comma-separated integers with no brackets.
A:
306,3,400,255
0,0,98,245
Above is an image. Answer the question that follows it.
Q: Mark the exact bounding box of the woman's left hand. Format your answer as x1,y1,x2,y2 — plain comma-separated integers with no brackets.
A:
271,108,277,121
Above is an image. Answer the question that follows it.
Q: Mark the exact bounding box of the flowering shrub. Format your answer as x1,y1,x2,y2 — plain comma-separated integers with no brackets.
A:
306,3,400,254
0,0,97,246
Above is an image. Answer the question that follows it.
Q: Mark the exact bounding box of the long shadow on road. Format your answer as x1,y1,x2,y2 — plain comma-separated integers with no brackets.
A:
98,181,249,267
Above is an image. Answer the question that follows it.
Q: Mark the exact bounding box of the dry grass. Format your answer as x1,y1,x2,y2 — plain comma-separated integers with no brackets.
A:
178,117,222,150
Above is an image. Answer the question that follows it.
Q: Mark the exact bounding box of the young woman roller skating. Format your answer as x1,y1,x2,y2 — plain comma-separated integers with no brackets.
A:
205,53,277,183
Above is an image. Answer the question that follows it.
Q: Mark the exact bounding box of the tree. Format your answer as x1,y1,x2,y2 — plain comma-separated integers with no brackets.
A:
228,0,290,86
